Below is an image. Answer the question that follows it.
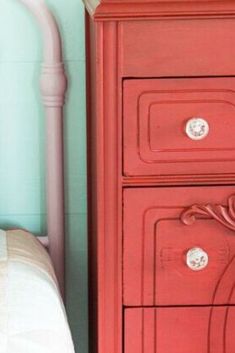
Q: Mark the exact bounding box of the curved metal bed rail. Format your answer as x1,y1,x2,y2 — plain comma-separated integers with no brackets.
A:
18,0,68,296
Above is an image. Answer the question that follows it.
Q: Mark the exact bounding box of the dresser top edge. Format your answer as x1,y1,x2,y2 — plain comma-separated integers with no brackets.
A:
82,0,235,20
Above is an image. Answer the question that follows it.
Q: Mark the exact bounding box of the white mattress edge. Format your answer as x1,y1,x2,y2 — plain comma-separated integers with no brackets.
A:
0,230,7,261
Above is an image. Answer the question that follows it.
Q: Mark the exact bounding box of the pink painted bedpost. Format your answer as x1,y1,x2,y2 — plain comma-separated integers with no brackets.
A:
19,0,68,296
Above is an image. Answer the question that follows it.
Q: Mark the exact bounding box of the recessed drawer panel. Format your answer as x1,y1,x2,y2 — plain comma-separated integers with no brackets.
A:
123,186,235,306
123,78,235,177
125,307,235,353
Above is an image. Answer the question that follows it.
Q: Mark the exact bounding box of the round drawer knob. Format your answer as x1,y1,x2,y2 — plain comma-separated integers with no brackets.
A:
186,247,209,271
185,117,209,140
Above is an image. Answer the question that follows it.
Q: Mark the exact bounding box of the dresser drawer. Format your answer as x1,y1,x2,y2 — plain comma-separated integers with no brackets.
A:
125,307,235,353
123,186,235,306
121,19,235,77
123,77,235,177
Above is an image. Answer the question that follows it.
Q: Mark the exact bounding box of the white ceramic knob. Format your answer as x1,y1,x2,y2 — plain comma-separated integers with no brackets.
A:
186,247,209,271
185,117,209,140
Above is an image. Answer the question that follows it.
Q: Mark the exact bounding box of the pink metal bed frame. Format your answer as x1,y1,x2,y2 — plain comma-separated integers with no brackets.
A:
19,0,68,296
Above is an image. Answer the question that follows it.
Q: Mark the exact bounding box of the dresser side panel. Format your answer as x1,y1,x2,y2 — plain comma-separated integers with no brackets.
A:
86,17,123,353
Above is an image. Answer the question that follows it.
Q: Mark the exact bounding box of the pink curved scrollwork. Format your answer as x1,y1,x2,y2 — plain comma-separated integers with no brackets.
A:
181,194,235,232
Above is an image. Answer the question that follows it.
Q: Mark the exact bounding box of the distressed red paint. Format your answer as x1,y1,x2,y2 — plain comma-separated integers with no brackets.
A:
84,1,235,352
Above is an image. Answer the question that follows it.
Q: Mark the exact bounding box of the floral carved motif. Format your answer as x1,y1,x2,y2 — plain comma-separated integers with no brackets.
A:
181,194,235,232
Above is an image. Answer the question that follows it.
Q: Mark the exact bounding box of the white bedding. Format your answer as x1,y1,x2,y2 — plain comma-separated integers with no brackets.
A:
0,229,75,353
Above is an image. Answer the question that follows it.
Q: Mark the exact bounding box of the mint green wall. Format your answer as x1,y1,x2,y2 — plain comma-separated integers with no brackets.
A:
0,1,87,352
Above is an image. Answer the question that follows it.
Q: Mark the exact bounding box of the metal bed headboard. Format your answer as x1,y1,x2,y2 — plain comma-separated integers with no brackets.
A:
19,0,68,296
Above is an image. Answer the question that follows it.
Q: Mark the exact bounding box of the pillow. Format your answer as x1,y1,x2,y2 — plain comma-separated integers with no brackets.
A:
0,229,75,353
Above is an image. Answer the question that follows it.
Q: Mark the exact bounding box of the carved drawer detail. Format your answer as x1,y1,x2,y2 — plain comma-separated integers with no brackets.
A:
123,186,235,306
181,194,235,232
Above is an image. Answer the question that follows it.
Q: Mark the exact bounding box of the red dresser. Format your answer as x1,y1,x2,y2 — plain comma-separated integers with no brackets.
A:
84,1,235,353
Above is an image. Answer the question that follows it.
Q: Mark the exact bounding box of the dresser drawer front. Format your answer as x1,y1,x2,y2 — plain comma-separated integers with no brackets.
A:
123,186,235,306
121,19,235,77
123,77,235,177
125,307,235,353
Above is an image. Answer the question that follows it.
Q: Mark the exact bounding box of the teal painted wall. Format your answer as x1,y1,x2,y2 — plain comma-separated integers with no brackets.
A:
0,1,87,352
